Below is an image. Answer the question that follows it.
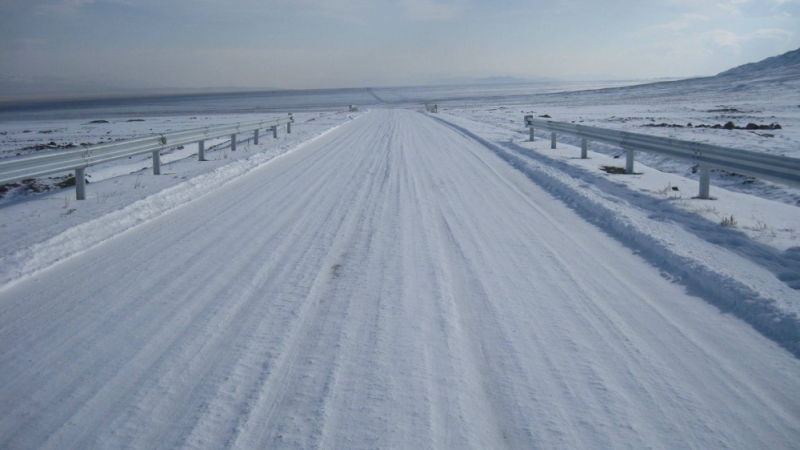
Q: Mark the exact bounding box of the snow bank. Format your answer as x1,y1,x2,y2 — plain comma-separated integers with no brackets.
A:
432,113,800,357
0,115,365,290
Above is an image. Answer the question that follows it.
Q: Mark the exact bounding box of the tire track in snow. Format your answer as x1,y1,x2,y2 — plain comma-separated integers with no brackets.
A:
227,114,397,449
1,110,799,449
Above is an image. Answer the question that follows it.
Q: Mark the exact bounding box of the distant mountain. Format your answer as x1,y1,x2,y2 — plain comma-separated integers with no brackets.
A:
717,47,800,81
0,73,277,103
524,47,800,105
427,74,646,86
430,76,543,86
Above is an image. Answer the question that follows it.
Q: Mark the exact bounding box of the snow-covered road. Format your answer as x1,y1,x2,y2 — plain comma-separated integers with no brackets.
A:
1,110,798,449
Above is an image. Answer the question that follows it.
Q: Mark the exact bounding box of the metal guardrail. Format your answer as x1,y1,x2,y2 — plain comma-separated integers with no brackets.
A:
524,116,800,199
0,114,294,200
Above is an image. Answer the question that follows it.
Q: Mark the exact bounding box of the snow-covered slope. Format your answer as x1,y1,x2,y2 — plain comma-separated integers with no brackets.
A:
718,47,800,81
431,48,800,207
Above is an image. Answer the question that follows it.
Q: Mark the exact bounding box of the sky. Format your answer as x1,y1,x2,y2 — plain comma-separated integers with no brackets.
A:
0,0,798,95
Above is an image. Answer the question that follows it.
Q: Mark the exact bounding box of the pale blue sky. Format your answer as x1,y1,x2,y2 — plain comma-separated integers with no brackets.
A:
0,0,798,92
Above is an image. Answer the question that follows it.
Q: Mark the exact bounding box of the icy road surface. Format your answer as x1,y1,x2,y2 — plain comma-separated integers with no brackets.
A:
1,110,799,449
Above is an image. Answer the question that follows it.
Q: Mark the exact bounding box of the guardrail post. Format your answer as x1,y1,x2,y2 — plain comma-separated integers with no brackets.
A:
75,168,86,200
288,113,292,133
152,151,161,175
198,140,205,161
626,148,635,174
254,129,259,145
273,126,278,139
529,127,535,142
581,138,588,159
699,165,711,199
231,134,237,151
551,132,557,149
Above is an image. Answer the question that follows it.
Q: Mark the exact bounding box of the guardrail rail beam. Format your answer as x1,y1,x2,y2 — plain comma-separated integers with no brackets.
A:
523,114,800,202
0,114,294,200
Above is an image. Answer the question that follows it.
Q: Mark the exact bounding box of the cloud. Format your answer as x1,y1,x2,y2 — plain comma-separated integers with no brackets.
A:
707,27,794,53
36,0,96,16
34,0,134,16
401,0,464,21
667,0,751,15
645,13,709,33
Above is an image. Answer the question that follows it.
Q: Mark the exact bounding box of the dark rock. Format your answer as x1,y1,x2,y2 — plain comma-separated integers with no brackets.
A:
539,114,551,118
708,108,742,113
88,120,110,124
643,123,683,128
723,121,736,130
746,123,760,130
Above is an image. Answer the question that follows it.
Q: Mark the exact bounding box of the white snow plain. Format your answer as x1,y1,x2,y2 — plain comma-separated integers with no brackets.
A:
1,77,799,449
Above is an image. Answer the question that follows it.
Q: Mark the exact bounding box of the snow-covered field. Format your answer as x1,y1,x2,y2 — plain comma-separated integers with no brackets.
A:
435,77,800,206
1,68,800,448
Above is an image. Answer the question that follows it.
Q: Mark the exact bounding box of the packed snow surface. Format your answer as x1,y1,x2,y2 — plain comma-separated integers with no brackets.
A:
1,110,799,449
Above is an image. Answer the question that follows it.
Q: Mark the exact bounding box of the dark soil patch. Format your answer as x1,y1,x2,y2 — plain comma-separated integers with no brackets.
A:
708,108,742,113
600,166,628,174
643,123,685,128
0,182,20,197
0,174,87,198
54,175,76,189
18,142,78,152
643,121,781,130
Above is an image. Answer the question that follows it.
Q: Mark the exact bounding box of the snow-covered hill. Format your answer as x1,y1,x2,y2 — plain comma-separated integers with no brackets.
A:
718,47,800,82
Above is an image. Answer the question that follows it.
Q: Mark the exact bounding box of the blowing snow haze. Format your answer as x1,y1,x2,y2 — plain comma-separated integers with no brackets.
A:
0,0,799,99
